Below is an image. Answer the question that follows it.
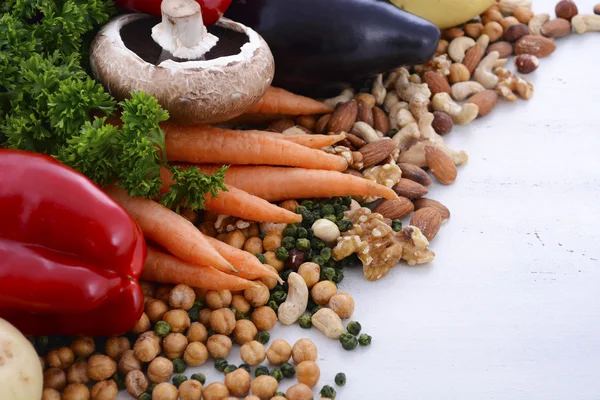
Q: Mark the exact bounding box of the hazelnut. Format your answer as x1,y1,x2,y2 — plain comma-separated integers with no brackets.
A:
442,27,464,41
595,4,600,15
448,63,470,83
483,21,503,42
513,6,535,23
502,23,530,42
432,111,453,135
464,22,483,38
555,0,578,21
436,39,449,55
514,54,540,74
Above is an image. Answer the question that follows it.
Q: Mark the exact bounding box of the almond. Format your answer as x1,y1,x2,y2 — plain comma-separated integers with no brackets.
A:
344,169,363,178
372,107,391,134
410,207,442,241
328,100,357,134
486,41,513,58
392,178,429,199
269,118,295,133
296,115,317,131
346,133,366,149
373,198,414,220
541,18,572,38
315,114,331,134
514,35,557,58
502,23,530,42
356,100,374,127
413,198,450,223
466,90,498,117
424,71,451,96
425,146,457,185
397,163,433,187
358,139,397,168
463,45,485,74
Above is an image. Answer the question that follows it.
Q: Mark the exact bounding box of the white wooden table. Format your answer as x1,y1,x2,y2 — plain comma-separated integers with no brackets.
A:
118,1,600,398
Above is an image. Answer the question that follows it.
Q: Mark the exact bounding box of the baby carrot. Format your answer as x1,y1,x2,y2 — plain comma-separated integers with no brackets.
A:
244,87,333,115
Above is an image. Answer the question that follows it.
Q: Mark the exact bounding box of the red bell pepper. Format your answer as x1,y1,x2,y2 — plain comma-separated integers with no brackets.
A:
114,0,232,26
0,149,146,336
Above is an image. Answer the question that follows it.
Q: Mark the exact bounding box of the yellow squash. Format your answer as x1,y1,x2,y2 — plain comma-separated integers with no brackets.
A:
390,0,495,29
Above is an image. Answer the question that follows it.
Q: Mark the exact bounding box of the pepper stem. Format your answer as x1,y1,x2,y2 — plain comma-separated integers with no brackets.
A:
151,0,219,64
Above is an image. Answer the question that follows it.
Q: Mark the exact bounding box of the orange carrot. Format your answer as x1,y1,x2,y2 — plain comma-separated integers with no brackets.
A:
190,165,400,202
205,236,283,284
245,87,333,115
104,186,236,273
159,167,301,224
143,247,256,291
250,131,346,149
163,124,348,171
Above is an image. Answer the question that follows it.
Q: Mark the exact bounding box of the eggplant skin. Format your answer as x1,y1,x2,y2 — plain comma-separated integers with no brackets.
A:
226,0,440,97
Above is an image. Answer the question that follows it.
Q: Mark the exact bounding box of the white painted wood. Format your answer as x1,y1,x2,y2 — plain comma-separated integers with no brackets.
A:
118,1,600,398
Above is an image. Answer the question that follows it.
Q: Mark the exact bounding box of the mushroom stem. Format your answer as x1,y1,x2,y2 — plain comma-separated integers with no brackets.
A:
151,0,219,64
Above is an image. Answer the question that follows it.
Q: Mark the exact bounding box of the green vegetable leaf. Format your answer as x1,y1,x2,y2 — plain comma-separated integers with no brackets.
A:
161,166,229,213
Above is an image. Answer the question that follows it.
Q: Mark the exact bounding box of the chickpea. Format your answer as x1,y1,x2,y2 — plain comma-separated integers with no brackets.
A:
199,221,217,237
245,397,261,400
207,334,233,359
266,339,291,365
291,339,317,364
296,361,320,387
125,370,149,397
205,290,232,309
298,262,320,288
186,322,208,343
163,309,191,333
272,397,286,400
262,231,283,252
216,232,228,242
328,292,355,319
147,356,174,383
279,199,299,212
90,380,118,400
163,333,188,359
63,383,90,400
132,312,151,334
152,382,178,400
155,285,173,303
86,355,116,381
179,379,203,400
42,388,61,400
105,336,130,361
226,229,246,249
310,281,337,306
246,222,260,238
209,307,236,335
224,368,251,397
244,282,270,307
70,336,95,358
133,331,161,362
233,319,258,345
118,350,142,375
47,346,75,369
243,237,264,254
146,299,169,323
168,284,196,310
286,383,313,400
202,382,230,400
140,281,156,297
67,361,89,384
240,340,266,366
251,306,277,331
183,341,209,366
250,375,278,400
259,264,279,290
263,251,284,271
231,294,252,315
44,367,67,391
198,308,212,327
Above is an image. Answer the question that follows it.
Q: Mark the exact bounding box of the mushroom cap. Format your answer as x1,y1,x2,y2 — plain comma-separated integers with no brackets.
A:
89,14,274,125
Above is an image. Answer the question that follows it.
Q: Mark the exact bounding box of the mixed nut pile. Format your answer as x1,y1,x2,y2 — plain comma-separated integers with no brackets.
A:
35,1,600,399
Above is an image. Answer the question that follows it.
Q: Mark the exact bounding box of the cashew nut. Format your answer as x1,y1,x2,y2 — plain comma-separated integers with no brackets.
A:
351,121,380,143
408,92,430,121
418,113,440,144
474,51,500,89
431,92,479,125
451,81,486,101
384,92,405,114
324,88,354,109
395,72,432,102
277,272,308,326
528,13,549,36
383,70,400,89
371,74,386,105
448,36,476,63
499,0,532,14
398,137,468,167
311,308,344,339
389,106,416,130
392,122,420,151
494,58,508,69
476,34,490,51
572,15,600,34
